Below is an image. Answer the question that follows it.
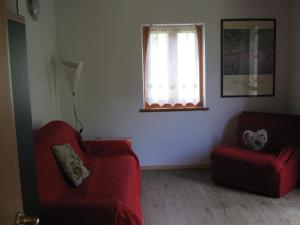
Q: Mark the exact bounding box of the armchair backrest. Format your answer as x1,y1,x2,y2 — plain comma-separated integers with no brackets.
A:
34,121,87,201
238,111,300,151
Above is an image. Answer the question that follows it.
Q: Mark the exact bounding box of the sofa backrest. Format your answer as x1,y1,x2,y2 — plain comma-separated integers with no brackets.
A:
34,121,87,201
238,111,300,151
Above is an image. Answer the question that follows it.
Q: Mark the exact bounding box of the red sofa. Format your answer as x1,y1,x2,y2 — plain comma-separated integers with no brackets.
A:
211,111,300,197
34,121,142,225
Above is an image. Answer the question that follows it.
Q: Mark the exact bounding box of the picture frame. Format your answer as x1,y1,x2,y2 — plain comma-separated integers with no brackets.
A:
221,19,276,97
7,0,18,14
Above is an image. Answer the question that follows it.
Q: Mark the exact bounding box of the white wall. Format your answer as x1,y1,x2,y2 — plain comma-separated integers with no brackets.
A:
19,0,59,128
56,0,290,166
289,0,300,114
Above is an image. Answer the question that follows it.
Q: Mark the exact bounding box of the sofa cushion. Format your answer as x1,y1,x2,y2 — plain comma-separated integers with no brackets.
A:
211,144,299,197
53,143,90,186
61,154,142,225
211,145,282,172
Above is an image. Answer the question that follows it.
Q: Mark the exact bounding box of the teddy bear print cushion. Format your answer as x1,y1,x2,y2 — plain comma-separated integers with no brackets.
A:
53,143,90,186
242,129,268,151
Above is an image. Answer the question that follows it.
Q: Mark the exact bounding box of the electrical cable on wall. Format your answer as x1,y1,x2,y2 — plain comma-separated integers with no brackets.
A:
72,93,83,133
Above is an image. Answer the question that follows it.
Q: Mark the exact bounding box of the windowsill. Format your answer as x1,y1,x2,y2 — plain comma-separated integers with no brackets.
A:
139,107,209,112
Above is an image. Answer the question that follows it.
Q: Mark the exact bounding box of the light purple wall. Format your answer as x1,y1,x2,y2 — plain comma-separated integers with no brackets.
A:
56,0,290,166
289,0,300,114
19,0,59,128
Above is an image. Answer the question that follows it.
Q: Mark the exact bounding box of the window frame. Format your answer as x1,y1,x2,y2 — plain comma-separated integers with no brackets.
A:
140,24,207,112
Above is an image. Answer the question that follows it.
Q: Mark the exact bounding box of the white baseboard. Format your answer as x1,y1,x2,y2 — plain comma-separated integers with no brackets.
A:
141,164,210,170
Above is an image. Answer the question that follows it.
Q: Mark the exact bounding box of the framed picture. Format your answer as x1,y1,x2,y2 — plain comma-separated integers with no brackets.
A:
221,19,276,97
7,0,18,13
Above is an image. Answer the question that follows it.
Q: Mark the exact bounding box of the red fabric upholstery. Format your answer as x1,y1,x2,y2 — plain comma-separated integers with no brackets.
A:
211,111,300,197
237,111,300,151
34,121,142,225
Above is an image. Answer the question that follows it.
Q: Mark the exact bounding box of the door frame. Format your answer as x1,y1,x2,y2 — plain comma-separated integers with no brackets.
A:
0,0,23,223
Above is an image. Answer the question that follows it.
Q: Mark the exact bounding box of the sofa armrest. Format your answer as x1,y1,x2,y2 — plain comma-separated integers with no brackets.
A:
40,199,141,225
41,198,116,210
83,139,135,157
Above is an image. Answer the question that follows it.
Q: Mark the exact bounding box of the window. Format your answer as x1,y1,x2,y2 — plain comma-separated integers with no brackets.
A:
141,24,205,111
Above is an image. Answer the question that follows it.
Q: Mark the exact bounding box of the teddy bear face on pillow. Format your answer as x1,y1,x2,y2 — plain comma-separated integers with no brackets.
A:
242,129,268,151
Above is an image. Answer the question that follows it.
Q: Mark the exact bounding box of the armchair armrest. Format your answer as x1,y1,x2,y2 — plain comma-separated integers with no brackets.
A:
276,145,298,165
83,139,136,158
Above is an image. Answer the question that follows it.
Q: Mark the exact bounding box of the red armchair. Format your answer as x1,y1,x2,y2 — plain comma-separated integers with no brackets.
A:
211,111,300,197
34,121,142,225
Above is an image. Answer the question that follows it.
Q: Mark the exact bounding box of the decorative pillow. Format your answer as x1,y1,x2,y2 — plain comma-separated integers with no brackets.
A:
242,129,268,151
52,143,90,186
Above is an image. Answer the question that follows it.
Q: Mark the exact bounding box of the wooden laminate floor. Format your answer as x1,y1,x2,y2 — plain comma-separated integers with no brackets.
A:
141,169,300,225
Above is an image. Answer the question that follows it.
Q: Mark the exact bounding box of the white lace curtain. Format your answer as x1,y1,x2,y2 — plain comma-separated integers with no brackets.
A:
144,25,200,107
